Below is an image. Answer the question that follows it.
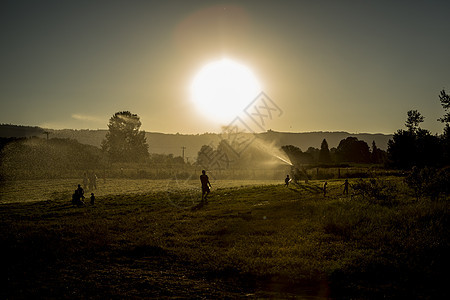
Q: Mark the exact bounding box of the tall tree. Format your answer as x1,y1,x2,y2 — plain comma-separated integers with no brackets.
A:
441,125,450,165
318,138,331,164
387,130,416,169
335,137,371,163
306,147,319,162
388,110,442,169
437,90,450,164
101,111,149,162
438,89,450,124
370,140,385,164
282,145,313,165
197,145,216,168
405,110,424,133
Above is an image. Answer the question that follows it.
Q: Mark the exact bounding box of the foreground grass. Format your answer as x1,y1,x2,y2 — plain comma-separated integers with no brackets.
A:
1,179,448,298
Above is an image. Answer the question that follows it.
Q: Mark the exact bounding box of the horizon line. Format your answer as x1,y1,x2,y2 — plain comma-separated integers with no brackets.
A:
0,123,394,136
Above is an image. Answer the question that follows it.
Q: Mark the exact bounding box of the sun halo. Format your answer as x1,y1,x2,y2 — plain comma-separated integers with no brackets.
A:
190,59,262,123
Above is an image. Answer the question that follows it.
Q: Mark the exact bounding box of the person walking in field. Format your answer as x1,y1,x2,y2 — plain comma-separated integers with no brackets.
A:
323,181,328,197
90,193,95,205
285,175,290,187
200,170,212,202
343,179,349,195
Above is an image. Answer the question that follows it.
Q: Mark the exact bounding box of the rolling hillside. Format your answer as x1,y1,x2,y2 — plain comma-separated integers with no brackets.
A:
1,124,392,161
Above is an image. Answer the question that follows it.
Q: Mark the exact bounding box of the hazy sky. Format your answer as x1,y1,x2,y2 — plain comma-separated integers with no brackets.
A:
1,0,449,134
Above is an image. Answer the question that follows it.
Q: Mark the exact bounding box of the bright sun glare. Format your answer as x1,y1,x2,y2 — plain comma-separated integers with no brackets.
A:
190,58,262,123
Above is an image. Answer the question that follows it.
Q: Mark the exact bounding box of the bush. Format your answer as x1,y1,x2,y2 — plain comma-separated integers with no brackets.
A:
352,178,398,205
405,166,450,201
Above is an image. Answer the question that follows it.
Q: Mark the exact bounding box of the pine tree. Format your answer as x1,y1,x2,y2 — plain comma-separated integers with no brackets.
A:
318,139,331,164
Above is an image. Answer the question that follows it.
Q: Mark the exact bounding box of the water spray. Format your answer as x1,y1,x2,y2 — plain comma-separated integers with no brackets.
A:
273,154,293,166
249,138,293,166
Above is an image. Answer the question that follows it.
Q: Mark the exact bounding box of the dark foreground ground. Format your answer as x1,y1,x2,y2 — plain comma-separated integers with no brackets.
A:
2,180,449,299
5,247,330,299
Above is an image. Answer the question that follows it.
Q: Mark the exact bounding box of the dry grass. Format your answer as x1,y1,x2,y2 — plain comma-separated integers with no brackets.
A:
1,178,448,298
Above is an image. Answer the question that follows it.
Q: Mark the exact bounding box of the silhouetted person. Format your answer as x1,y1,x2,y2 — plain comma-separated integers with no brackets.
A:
76,184,85,200
285,175,290,187
73,184,85,206
343,179,349,195
90,193,95,205
323,181,328,197
200,170,211,202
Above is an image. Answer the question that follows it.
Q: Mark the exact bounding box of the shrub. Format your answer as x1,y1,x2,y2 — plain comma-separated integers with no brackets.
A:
352,178,398,205
405,166,450,201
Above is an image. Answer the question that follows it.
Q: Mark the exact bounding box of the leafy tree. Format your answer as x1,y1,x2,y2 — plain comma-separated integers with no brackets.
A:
197,145,215,167
306,147,319,162
215,140,234,168
442,124,450,165
387,130,416,169
335,137,371,163
405,110,424,133
436,90,450,165
371,140,386,164
415,129,441,167
318,139,332,164
330,147,337,162
281,145,313,165
388,113,441,169
101,111,149,162
371,141,379,163
438,89,450,124
404,166,449,201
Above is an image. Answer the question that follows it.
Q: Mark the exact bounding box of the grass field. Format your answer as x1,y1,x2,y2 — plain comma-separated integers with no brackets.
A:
0,178,281,204
1,178,448,298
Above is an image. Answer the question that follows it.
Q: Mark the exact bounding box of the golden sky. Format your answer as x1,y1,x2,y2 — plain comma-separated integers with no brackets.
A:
1,0,449,134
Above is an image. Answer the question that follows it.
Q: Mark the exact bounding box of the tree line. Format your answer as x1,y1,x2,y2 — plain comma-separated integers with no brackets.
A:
194,89,449,171
2,88,448,180
196,136,386,169
0,112,188,180
387,90,450,169
281,137,386,166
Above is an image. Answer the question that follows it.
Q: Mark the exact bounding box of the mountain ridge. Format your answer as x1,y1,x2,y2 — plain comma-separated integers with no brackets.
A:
1,124,393,161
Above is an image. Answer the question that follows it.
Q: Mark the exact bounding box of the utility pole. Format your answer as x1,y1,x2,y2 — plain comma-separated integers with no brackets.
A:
181,146,186,161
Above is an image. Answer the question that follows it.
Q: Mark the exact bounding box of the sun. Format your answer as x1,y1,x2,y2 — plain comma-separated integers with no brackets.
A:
190,58,262,123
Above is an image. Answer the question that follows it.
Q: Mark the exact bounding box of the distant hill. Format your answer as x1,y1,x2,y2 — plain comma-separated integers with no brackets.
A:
0,124,44,138
1,124,393,161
